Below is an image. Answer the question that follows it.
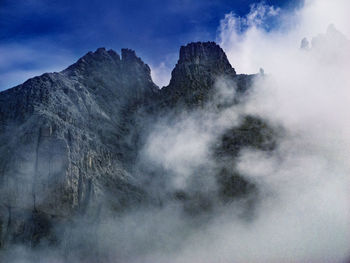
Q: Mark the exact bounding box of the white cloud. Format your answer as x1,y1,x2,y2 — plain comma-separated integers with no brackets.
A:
137,1,350,260
204,0,350,262
139,1,350,262
2,1,350,262
150,62,172,88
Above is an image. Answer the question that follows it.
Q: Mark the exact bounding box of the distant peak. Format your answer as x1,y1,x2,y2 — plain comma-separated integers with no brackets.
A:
326,24,337,34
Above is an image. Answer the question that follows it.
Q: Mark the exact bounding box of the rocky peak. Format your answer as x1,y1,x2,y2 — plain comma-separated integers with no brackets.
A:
121,48,144,65
63,47,153,80
121,48,153,83
160,42,236,107
61,47,157,97
63,47,121,77
178,41,233,71
81,47,121,65
168,42,236,87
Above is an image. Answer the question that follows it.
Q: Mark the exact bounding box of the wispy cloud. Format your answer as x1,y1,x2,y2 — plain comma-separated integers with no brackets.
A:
1,1,349,262
0,41,76,90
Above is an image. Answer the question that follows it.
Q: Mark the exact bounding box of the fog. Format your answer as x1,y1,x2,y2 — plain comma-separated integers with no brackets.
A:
143,1,350,262
1,0,350,262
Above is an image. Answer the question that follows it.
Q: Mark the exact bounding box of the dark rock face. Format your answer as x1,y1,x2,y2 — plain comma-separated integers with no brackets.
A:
173,41,235,81
214,115,277,206
0,47,157,246
0,42,275,248
160,42,237,108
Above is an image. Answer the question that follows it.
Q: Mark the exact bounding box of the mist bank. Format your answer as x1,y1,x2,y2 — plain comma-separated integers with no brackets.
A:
1,0,350,262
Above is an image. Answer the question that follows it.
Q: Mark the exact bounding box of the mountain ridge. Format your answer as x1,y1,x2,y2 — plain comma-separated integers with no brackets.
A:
0,41,273,252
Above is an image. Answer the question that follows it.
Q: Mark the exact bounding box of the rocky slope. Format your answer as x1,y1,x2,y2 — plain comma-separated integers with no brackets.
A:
0,42,275,249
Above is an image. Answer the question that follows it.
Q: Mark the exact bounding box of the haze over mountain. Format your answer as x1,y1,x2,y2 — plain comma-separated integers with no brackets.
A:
1,1,350,262
0,41,277,261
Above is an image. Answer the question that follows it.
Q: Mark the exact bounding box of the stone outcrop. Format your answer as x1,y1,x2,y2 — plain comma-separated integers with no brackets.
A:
159,42,236,108
0,47,158,246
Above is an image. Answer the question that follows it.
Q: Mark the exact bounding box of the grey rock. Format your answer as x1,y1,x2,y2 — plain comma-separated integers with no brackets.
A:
0,47,157,245
159,41,237,108
0,42,271,247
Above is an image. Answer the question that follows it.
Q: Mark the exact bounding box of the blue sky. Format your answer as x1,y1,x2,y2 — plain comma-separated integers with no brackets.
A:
0,0,302,90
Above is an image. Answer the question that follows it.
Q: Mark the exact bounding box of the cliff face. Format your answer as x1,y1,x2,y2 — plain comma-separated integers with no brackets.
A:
0,48,158,246
0,42,274,248
159,42,236,108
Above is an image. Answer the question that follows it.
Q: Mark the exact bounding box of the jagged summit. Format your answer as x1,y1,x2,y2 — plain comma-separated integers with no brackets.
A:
63,47,152,80
60,47,158,98
121,48,145,65
159,41,237,107
178,41,233,71
168,42,236,87
0,42,243,112
69,47,120,66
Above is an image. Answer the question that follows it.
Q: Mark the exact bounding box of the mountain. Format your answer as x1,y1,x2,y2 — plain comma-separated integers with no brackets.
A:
0,42,275,251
